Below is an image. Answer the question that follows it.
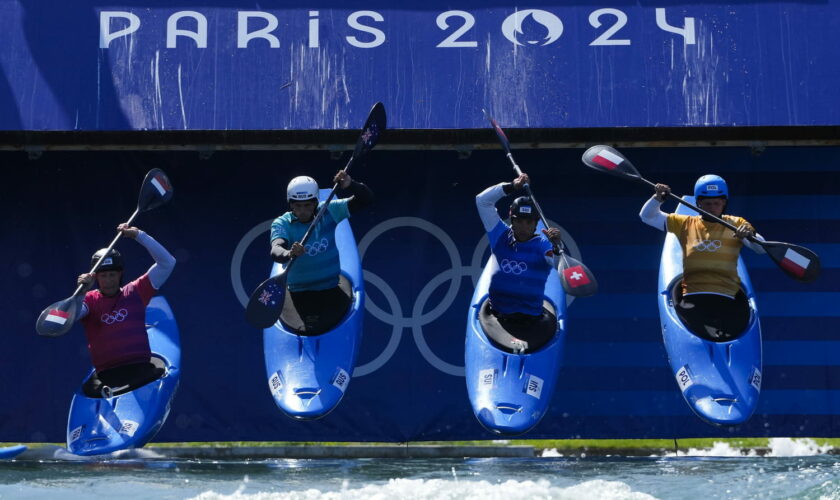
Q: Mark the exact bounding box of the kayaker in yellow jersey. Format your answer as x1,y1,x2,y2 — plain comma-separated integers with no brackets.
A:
640,175,766,341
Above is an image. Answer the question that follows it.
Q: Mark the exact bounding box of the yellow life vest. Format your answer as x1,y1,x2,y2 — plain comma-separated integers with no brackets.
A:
666,214,754,297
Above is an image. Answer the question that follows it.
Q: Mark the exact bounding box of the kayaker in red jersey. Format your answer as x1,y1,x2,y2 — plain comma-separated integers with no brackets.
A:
640,175,765,340
75,223,175,397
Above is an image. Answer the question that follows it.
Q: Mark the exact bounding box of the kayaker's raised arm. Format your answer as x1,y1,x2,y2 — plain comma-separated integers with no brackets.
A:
332,170,374,215
476,183,508,232
476,174,528,232
640,183,671,231
132,227,176,290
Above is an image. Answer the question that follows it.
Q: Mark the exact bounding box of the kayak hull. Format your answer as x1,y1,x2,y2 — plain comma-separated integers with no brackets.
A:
466,253,567,436
658,196,762,426
263,189,364,420
0,445,27,459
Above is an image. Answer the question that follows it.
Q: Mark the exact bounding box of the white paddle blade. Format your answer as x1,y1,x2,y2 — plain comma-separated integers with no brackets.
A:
581,145,641,180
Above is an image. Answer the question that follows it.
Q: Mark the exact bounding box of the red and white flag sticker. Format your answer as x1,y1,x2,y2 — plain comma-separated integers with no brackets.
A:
45,309,70,325
779,248,810,277
151,174,171,196
592,149,624,170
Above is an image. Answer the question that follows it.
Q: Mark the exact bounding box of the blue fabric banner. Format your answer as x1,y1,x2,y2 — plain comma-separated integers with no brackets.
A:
0,1,838,130
1,145,838,441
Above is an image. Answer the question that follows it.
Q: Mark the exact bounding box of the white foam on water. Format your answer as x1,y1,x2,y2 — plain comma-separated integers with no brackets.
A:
541,448,563,457
660,441,757,457
656,438,835,457
766,438,834,457
187,478,657,500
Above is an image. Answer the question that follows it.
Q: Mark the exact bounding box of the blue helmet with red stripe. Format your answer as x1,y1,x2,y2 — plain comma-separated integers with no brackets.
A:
694,175,728,199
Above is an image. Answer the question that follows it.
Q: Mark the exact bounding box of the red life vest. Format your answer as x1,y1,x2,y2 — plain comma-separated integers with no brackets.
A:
81,274,155,371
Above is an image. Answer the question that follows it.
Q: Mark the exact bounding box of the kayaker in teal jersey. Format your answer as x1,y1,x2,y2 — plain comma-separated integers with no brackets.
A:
476,173,563,329
269,171,373,332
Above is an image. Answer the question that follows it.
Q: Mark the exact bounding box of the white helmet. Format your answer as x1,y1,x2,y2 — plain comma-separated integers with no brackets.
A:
286,176,319,202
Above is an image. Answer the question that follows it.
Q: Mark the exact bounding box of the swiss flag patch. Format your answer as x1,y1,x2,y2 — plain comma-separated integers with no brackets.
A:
563,265,591,287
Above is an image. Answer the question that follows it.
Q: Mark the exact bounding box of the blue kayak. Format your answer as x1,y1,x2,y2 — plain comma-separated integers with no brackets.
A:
0,445,26,459
67,296,181,455
658,196,762,426
263,189,364,419
465,245,567,435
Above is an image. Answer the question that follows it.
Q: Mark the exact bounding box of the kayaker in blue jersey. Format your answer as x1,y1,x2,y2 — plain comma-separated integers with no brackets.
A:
476,173,562,328
640,175,766,340
270,171,373,333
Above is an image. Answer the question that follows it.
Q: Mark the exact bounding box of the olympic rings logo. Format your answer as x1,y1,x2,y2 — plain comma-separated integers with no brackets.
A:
231,217,583,378
500,259,528,275
304,238,329,256
693,239,722,252
101,308,129,325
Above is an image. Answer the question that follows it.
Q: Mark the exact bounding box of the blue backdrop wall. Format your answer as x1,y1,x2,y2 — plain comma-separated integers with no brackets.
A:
1,145,838,442
0,0,839,130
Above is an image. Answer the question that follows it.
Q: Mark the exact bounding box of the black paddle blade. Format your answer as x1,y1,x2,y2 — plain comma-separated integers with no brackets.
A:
35,295,84,337
352,102,386,160
558,253,599,297
245,272,289,329
581,145,642,181
137,168,174,213
760,241,821,282
483,109,513,155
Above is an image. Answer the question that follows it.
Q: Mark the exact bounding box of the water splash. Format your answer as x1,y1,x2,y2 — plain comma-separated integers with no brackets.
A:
662,441,757,457
660,438,835,457
766,438,834,457
187,478,656,500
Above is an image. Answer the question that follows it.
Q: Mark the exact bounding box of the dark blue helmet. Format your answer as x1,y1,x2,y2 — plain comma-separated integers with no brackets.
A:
510,196,538,220
91,248,123,272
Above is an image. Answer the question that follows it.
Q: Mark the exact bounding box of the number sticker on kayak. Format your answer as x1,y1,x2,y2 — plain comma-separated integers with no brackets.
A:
268,372,284,396
675,366,694,391
120,420,139,437
750,367,762,391
524,375,544,399
479,369,496,389
332,368,350,392
69,425,83,443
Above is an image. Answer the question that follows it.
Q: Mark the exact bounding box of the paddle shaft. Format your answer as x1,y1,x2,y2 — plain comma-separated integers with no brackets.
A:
70,207,141,298
503,153,563,253
284,157,356,274
638,177,763,245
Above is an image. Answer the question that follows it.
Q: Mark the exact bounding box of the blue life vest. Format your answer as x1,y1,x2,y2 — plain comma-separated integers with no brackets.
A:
486,221,553,316
270,199,350,291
